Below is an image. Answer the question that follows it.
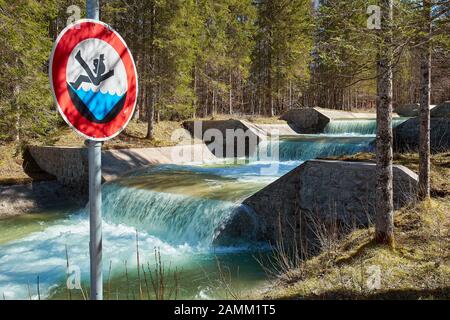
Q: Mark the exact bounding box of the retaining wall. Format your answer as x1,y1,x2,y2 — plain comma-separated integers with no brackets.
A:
279,107,383,133
214,160,418,248
27,144,216,193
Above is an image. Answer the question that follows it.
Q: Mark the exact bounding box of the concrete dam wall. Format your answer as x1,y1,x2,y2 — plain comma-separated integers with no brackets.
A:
27,144,216,193
393,102,450,152
214,160,418,248
280,107,383,133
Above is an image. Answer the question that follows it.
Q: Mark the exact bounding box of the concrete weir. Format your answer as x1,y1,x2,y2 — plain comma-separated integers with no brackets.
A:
280,107,381,133
214,160,418,247
1,144,216,216
27,144,216,193
182,119,266,157
393,101,450,152
182,119,298,157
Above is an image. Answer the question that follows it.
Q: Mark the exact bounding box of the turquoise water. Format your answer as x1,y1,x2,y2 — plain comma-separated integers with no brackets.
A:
257,135,374,161
0,120,392,300
73,86,124,121
323,118,409,136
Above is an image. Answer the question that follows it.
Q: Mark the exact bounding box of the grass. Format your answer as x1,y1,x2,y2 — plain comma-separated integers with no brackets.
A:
43,120,186,149
258,197,449,299
47,234,180,301
0,144,32,184
257,152,450,300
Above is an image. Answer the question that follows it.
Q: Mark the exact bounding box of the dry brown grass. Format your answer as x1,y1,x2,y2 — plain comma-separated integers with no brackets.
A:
194,113,286,124
258,196,450,300
0,144,31,183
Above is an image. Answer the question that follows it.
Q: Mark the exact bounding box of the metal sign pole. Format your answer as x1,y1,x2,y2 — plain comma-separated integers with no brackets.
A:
86,0,102,301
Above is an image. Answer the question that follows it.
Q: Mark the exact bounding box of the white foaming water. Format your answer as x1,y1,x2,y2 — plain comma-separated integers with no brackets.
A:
0,214,193,300
322,118,409,136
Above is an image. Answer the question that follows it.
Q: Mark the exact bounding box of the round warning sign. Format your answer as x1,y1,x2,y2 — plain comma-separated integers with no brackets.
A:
50,19,138,141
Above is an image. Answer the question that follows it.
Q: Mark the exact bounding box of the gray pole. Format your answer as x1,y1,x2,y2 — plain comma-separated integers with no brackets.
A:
87,140,102,300
87,0,100,20
86,0,102,301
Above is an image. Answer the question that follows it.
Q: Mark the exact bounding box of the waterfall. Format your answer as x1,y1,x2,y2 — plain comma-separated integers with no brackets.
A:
100,165,269,247
102,182,252,246
256,135,375,162
323,118,408,135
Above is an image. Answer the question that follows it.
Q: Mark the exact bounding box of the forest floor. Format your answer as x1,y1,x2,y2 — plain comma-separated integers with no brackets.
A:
257,152,449,300
0,115,283,184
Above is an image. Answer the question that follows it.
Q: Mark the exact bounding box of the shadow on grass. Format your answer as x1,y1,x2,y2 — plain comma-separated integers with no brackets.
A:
295,286,450,300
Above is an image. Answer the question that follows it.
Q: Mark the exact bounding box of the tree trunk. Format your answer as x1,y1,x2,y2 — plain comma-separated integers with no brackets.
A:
146,0,156,140
229,69,233,114
375,0,394,246
146,91,155,140
212,89,216,116
267,37,274,117
418,0,432,200
193,65,197,118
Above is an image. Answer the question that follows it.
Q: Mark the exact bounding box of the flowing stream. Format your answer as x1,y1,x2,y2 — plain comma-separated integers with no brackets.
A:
0,118,407,299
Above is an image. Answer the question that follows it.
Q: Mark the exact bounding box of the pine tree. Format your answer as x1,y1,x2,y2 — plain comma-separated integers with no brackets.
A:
418,0,432,200
251,0,313,116
102,0,202,138
0,0,57,142
375,0,394,246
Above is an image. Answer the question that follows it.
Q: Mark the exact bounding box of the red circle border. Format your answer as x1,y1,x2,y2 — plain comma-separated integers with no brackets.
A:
50,20,137,141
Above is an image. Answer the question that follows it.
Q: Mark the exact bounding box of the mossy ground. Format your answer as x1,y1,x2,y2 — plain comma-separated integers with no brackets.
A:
259,153,449,300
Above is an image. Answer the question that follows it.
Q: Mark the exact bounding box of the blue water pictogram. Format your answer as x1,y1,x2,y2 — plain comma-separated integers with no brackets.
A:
67,50,126,123
71,86,124,121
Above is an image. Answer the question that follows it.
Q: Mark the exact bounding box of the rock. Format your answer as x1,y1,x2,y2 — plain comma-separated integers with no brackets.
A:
395,103,420,117
431,101,450,118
